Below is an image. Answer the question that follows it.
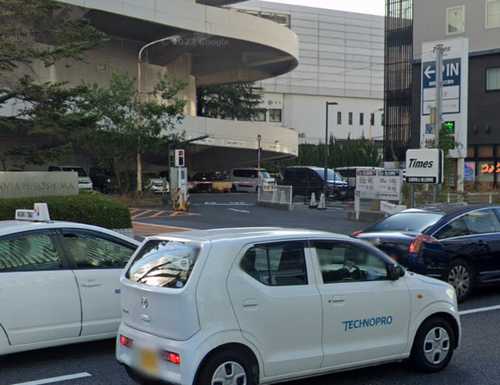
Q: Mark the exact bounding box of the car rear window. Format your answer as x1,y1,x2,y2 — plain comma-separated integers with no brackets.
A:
127,240,200,288
366,212,444,233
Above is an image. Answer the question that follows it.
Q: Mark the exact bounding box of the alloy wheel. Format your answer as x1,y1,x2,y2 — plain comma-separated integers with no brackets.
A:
423,326,451,365
448,264,470,299
211,361,247,385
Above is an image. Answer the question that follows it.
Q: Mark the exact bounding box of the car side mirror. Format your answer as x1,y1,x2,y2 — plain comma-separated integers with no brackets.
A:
388,264,405,281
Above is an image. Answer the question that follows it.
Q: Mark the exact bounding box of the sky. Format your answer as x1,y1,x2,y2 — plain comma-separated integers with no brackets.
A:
267,0,385,16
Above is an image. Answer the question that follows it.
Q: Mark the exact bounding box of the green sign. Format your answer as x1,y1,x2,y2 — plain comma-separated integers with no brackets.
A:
443,121,456,134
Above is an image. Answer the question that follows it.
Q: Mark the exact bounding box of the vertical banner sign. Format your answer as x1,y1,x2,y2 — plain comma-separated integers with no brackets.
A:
420,37,469,158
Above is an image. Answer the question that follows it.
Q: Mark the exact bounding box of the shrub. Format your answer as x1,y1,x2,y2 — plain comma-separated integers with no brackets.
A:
0,192,131,229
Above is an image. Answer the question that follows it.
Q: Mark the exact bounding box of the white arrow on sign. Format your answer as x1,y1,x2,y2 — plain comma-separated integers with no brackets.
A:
424,66,435,79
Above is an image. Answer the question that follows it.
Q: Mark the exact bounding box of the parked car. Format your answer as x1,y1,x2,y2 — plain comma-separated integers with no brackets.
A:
0,215,139,355
354,204,500,301
49,165,93,191
231,168,275,192
117,228,460,385
89,167,115,194
282,166,348,199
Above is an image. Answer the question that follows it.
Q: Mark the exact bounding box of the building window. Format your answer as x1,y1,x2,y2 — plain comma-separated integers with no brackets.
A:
446,5,465,35
486,68,500,91
253,109,267,122
370,113,375,126
359,113,364,126
486,0,500,28
348,112,353,126
337,111,342,125
269,109,282,123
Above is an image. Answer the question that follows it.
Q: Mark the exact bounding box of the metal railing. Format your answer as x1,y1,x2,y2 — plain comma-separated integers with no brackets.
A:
258,185,293,210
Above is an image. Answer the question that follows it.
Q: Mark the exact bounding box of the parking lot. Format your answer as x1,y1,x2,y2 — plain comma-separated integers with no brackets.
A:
2,193,500,385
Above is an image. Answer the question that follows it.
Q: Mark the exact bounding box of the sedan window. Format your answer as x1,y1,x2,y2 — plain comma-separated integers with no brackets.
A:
0,233,62,272
435,217,469,239
63,232,135,269
463,210,500,235
313,241,388,284
366,212,443,233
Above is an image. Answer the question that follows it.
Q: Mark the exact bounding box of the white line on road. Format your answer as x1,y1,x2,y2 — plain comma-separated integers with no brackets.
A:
460,305,500,316
10,372,92,385
229,208,251,214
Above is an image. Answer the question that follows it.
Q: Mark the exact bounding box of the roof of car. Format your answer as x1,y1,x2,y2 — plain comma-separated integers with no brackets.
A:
150,227,351,243
0,220,140,245
404,203,496,216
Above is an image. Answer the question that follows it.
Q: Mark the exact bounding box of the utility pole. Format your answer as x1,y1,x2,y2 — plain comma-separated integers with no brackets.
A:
257,134,262,200
324,102,338,199
433,43,447,202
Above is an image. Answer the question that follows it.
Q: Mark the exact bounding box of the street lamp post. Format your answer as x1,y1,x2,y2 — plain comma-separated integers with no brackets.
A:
324,102,338,199
136,35,180,193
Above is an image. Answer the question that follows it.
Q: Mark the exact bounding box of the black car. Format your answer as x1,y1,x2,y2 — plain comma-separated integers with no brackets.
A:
354,204,500,302
282,166,349,200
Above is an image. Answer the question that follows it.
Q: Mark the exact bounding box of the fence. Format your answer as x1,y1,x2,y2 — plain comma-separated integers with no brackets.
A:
414,191,500,205
257,185,293,210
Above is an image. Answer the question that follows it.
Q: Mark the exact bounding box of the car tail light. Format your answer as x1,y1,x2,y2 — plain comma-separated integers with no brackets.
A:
162,351,181,365
119,335,133,348
408,234,437,254
351,230,362,237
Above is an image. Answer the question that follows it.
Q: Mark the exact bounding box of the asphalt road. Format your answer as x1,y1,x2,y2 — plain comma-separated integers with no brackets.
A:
132,193,368,235
2,296,500,385
2,193,500,385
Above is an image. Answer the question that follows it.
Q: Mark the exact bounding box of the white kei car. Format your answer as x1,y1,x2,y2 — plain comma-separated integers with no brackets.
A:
117,228,461,385
0,216,139,355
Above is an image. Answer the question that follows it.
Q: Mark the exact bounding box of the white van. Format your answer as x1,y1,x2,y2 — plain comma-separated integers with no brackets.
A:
231,168,275,192
117,228,460,385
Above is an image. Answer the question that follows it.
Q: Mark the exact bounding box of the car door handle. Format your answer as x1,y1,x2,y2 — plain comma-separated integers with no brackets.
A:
81,283,102,288
327,297,345,304
242,299,258,308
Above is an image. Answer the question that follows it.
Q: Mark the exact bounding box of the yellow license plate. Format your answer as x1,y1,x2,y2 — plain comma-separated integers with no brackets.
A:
140,349,159,375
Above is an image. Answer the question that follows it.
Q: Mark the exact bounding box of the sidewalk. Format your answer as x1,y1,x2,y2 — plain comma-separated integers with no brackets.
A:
133,221,191,238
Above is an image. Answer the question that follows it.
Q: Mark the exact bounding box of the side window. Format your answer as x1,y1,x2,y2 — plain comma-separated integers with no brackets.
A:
0,232,62,272
435,217,470,239
313,241,388,284
241,241,307,286
63,232,135,269
463,210,500,235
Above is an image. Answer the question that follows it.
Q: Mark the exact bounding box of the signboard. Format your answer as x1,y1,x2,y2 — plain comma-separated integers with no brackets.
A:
356,168,402,201
0,172,79,199
420,37,468,158
405,149,444,184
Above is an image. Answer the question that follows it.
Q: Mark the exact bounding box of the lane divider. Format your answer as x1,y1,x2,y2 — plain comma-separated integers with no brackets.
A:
10,372,92,385
460,304,500,316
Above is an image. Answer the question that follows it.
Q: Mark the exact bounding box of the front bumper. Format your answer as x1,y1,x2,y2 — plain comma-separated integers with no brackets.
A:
116,323,195,385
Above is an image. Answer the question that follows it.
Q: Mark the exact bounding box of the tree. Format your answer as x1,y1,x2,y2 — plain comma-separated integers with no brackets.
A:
0,0,105,168
197,82,263,120
77,72,187,193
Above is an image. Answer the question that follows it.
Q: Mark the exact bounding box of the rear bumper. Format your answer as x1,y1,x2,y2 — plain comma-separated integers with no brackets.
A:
116,323,197,385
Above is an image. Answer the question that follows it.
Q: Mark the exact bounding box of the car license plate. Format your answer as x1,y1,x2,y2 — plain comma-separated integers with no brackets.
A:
140,349,159,375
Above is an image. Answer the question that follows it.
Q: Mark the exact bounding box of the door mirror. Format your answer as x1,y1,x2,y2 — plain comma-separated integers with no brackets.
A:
387,264,405,281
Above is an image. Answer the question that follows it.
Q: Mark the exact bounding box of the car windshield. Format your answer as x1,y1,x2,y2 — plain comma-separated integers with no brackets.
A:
259,171,271,179
127,240,200,289
314,169,344,182
62,167,87,177
366,212,444,233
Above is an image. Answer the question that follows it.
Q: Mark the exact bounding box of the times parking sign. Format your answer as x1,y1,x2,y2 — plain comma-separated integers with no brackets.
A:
405,149,444,184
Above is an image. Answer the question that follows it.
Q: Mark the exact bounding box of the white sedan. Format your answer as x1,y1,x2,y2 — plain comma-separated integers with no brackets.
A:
0,219,139,355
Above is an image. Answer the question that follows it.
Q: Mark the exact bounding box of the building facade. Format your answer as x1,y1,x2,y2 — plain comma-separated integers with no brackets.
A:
235,1,385,144
386,0,500,187
0,0,300,172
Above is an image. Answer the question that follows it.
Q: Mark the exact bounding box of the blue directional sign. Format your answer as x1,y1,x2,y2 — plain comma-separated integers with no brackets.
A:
422,58,461,89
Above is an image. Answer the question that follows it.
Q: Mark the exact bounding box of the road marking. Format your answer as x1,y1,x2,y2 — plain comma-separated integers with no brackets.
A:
203,202,254,207
229,208,251,214
10,372,92,385
460,304,500,316
132,209,153,219
150,210,168,218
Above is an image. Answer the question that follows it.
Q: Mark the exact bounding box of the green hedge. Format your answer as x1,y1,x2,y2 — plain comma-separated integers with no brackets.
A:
0,193,132,229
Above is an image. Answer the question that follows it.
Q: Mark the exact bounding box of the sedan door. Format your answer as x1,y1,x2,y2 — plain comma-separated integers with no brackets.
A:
0,230,81,346
60,229,137,336
311,240,411,369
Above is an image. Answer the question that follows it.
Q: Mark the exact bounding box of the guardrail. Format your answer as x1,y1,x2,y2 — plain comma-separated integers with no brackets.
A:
258,185,293,211
415,191,500,205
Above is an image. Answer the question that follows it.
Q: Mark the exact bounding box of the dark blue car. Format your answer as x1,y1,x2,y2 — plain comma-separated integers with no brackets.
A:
354,204,500,302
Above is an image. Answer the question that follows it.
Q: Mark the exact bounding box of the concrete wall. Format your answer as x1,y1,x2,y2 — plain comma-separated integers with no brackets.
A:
414,0,500,58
